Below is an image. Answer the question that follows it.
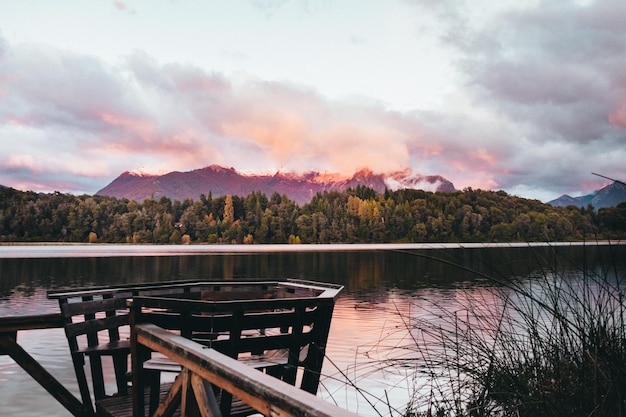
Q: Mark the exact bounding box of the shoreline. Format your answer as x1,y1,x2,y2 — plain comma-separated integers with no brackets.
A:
0,241,623,258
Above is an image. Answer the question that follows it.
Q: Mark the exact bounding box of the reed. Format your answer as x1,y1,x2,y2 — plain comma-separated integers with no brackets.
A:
386,243,626,417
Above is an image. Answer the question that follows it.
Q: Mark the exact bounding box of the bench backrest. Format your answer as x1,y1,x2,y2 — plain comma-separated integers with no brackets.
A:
131,293,335,390
131,291,336,417
57,293,132,412
59,294,131,348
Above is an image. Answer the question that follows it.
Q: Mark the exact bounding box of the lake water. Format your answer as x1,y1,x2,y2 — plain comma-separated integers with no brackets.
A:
1,243,624,417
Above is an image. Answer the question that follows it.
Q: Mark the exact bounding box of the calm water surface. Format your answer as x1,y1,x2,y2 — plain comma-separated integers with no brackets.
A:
1,243,624,416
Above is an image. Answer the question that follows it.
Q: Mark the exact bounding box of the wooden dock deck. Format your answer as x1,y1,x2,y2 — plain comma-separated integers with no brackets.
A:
2,279,357,417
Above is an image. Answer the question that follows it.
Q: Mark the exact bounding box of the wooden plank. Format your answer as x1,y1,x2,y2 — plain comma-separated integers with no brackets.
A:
145,347,292,377
136,324,360,417
49,279,342,304
0,313,64,332
64,314,129,338
48,279,209,299
191,372,222,417
60,296,129,317
203,333,310,355
99,381,255,417
78,339,130,355
49,279,318,300
133,295,329,315
98,381,188,417
135,301,320,332
180,369,192,417
153,369,184,417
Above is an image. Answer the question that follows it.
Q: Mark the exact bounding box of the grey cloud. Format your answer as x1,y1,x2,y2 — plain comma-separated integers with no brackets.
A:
3,2,625,202
459,1,626,135
1,42,141,135
406,0,626,197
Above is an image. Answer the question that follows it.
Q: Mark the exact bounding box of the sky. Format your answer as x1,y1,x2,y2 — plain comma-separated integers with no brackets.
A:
1,0,625,202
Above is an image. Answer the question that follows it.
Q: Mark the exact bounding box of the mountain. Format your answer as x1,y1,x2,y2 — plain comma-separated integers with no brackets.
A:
96,165,456,204
548,182,626,209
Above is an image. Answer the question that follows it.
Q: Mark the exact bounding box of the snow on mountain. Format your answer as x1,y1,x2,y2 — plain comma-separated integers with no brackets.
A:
97,165,456,204
127,166,168,177
384,169,456,193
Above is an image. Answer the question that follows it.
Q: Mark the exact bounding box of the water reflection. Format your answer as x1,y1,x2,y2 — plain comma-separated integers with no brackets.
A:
1,244,625,417
2,245,609,297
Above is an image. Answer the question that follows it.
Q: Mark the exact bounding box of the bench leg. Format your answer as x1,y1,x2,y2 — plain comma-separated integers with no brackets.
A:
89,355,106,401
147,369,161,416
113,353,129,396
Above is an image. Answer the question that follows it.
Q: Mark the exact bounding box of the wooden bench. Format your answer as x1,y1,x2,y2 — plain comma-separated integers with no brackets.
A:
48,280,342,417
129,284,339,417
54,292,133,415
48,281,206,413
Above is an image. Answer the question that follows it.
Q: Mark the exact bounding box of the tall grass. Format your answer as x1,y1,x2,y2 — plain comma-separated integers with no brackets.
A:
389,243,626,417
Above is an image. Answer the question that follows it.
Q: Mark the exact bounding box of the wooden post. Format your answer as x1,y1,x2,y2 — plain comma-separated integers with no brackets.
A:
130,298,146,417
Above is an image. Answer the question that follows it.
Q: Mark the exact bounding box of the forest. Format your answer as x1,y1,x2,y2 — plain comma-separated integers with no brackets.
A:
0,185,625,244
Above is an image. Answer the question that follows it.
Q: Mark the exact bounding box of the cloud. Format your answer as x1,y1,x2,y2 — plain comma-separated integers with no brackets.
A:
2,0,626,203
450,0,626,135
112,1,135,14
403,0,626,198
249,0,290,18
609,99,626,127
0,39,422,193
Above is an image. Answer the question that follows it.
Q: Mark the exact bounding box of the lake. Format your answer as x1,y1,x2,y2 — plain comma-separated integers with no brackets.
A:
1,243,624,416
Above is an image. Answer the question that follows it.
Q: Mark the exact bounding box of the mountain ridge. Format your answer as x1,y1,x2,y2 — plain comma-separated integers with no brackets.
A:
548,182,626,209
96,165,456,204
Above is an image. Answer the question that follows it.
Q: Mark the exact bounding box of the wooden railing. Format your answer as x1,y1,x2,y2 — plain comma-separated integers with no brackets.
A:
0,313,93,417
132,323,360,417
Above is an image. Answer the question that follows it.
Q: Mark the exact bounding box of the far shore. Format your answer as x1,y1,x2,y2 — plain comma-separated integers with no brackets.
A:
0,241,623,259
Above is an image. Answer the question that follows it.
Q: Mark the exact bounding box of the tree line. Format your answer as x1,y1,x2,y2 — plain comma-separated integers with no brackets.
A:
1,185,624,244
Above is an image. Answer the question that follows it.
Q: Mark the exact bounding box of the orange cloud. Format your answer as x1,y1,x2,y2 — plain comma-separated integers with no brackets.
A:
470,148,497,165
320,123,410,174
220,111,307,160
214,80,417,175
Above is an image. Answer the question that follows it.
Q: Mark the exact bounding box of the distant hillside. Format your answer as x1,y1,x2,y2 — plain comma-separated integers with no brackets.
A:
549,182,626,209
96,165,456,204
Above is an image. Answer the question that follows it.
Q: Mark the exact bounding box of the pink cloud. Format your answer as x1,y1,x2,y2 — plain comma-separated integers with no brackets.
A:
220,111,307,160
99,112,156,142
3,28,624,200
609,101,626,128
444,148,505,191
469,149,497,165
6,154,42,173
113,1,126,11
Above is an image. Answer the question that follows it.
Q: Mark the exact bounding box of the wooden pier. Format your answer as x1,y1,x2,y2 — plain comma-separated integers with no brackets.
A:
2,279,357,417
